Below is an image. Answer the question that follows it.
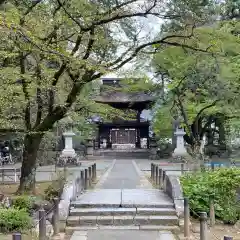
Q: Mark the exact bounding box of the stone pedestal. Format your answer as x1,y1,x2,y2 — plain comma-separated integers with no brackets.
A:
57,131,80,166
172,128,190,161
61,131,76,158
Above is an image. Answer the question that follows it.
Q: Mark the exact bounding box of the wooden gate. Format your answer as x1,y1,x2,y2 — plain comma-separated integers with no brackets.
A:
110,128,136,144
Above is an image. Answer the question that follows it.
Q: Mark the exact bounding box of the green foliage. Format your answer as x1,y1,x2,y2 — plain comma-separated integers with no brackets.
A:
181,168,240,224
12,195,34,213
152,103,173,138
44,172,65,201
151,19,240,145
0,207,32,233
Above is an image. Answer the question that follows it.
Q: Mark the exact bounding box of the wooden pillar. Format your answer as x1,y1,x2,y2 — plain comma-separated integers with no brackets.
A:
98,126,101,149
136,110,141,148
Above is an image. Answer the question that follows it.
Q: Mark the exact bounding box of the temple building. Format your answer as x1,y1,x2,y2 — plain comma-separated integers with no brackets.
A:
93,78,154,152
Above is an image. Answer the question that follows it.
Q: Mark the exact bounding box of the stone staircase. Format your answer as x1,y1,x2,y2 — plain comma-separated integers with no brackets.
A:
92,149,150,159
65,202,180,235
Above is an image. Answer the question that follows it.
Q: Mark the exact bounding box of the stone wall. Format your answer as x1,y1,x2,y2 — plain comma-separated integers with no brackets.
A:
163,174,184,218
58,171,83,230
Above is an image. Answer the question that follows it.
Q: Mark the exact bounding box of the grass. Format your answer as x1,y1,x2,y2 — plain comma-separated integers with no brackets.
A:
0,181,53,197
0,232,38,240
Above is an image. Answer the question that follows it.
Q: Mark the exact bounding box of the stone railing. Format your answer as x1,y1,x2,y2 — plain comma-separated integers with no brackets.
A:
58,163,97,230
150,163,184,218
163,174,184,218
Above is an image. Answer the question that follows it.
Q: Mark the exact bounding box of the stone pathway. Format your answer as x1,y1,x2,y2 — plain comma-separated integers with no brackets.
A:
70,230,176,240
99,160,141,189
73,189,174,207
68,159,178,240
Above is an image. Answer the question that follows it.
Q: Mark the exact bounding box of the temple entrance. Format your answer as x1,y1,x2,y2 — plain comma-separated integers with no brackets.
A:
110,128,136,148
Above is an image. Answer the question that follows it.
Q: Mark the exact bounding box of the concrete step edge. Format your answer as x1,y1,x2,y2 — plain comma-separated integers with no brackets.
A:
70,202,175,208
67,215,179,220
65,225,180,235
67,215,179,227
70,207,176,216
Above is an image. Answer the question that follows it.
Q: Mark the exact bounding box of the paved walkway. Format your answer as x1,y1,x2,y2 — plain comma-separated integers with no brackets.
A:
73,160,173,207
100,160,141,189
74,189,173,207
70,160,177,240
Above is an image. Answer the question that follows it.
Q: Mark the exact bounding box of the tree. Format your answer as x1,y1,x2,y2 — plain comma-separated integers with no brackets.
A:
151,20,240,155
0,0,216,192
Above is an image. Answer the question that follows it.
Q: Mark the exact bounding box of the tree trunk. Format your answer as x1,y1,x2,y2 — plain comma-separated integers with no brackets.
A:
17,133,43,194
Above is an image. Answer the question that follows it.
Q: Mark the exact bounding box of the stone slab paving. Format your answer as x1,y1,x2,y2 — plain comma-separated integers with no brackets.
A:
70,230,176,240
99,160,140,189
73,189,173,207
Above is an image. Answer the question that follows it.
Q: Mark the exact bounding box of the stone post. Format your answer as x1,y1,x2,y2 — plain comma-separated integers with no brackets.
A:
199,212,208,240
184,198,190,239
39,208,46,240
152,164,156,181
53,198,60,235
95,163,97,180
88,166,92,186
84,169,88,189
209,196,215,227
181,163,184,174
91,164,95,181
158,168,163,188
151,163,154,180
155,165,159,185
80,170,84,191
224,236,233,240
12,233,21,240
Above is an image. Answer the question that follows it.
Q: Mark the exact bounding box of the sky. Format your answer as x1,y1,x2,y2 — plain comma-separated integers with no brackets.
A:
104,12,164,78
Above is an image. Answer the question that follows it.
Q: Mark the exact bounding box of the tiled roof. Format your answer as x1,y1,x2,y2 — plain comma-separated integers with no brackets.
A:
95,91,154,103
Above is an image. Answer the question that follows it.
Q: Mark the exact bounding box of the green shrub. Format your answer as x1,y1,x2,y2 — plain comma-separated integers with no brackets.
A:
44,172,65,201
12,196,34,213
180,167,240,224
0,208,32,233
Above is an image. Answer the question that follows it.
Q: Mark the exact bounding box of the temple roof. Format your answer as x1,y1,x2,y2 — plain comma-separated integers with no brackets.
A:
94,78,155,110
95,92,154,103
95,92,154,110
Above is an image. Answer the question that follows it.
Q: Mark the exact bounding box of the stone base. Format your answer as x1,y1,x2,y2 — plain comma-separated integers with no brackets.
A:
112,144,135,150
61,149,76,158
57,155,81,167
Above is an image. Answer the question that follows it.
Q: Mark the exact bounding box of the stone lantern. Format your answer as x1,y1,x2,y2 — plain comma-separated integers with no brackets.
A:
172,127,188,158
61,116,76,158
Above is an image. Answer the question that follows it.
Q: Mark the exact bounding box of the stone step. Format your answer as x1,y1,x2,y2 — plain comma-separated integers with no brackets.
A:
93,151,150,159
65,225,180,235
70,201,175,209
67,215,179,227
70,207,176,216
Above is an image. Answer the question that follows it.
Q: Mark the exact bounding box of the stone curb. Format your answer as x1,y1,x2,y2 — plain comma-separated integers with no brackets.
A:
132,160,153,189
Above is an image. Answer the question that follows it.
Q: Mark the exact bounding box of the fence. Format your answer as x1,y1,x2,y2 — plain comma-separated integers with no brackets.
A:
150,163,235,240
72,162,97,191
183,197,234,240
150,162,239,185
10,163,97,240
0,167,21,183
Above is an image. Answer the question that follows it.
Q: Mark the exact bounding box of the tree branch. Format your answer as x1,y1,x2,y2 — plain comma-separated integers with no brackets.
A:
83,27,95,59
34,61,43,127
56,0,84,29
19,52,31,130
20,0,43,25
112,33,209,70
175,89,193,141
195,100,219,120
